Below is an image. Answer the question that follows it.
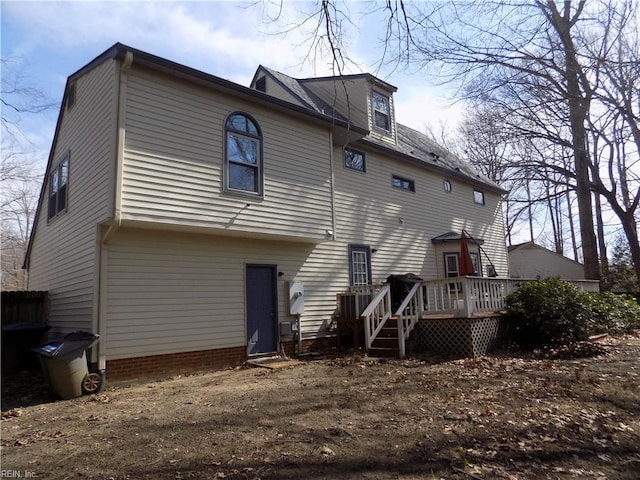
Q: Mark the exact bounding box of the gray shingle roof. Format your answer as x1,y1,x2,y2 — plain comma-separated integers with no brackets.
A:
258,66,504,193
259,66,348,121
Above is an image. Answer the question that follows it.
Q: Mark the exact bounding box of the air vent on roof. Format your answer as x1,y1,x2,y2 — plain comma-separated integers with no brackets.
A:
255,76,266,92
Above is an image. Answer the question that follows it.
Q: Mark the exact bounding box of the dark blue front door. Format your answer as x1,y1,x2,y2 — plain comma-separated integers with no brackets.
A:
246,265,278,355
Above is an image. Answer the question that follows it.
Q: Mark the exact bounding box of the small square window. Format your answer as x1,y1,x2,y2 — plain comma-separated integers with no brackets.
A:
344,148,366,172
392,175,415,192
473,190,485,205
372,91,390,131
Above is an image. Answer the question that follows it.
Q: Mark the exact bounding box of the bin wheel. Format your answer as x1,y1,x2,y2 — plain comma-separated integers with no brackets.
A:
82,373,103,394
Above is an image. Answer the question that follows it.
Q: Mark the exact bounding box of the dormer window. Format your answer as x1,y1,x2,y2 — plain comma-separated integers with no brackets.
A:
372,91,390,131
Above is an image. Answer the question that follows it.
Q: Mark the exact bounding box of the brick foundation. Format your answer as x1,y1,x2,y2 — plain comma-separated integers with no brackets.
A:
281,335,338,357
105,335,339,382
105,346,247,382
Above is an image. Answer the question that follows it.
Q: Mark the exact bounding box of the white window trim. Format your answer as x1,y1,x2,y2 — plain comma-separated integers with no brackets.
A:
371,90,391,132
224,113,263,197
48,151,70,222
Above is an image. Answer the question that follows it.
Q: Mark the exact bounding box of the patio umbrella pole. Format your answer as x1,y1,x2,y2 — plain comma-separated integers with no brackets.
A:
462,229,499,277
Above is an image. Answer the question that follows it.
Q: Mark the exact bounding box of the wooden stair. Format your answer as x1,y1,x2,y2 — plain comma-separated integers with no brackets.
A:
368,317,400,357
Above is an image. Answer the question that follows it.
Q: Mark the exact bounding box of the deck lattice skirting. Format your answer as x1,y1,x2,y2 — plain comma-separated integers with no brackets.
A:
410,316,511,357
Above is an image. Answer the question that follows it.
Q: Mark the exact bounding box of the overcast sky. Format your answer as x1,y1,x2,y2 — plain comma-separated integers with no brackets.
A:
1,0,463,164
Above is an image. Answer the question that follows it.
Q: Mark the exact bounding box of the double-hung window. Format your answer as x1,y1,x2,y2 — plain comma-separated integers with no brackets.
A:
48,152,69,220
225,113,262,195
372,91,390,131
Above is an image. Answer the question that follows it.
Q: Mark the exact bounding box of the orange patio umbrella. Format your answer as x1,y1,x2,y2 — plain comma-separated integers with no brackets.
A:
459,231,475,276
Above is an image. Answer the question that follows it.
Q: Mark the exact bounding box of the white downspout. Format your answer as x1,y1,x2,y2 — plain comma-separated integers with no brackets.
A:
328,128,336,240
96,51,133,374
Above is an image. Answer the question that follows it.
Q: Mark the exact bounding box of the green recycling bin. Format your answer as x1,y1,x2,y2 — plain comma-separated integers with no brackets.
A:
32,331,101,399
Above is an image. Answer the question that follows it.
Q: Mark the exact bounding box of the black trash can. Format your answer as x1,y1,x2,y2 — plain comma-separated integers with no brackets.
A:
1,322,52,375
32,331,101,399
386,273,423,312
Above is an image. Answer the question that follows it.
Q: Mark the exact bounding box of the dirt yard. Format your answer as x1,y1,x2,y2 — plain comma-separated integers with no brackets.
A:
2,335,639,480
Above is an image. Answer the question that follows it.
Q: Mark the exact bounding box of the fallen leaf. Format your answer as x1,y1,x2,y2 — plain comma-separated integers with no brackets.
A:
320,446,335,456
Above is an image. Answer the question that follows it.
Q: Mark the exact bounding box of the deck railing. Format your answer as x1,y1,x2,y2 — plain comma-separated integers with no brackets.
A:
421,277,599,316
421,277,521,317
359,277,600,358
360,285,392,350
394,282,424,357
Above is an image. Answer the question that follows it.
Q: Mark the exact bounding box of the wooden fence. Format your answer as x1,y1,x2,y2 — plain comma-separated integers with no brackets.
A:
1,291,49,325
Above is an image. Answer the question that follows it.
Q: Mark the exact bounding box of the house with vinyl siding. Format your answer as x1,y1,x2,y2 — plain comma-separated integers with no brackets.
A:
24,43,508,381
508,242,585,280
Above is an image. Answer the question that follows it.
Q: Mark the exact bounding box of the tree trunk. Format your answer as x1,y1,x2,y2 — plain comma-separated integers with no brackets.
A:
566,186,579,261
594,193,610,288
548,0,601,280
525,170,534,242
620,212,640,288
572,126,600,280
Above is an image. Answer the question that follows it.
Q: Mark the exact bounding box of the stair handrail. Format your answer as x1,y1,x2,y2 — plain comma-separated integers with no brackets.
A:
361,284,392,350
393,282,424,358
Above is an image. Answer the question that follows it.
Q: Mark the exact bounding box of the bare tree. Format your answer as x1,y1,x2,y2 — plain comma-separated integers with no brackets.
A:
583,2,640,284
278,0,639,280
1,58,52,289
1,58,55,141
0,143,41,290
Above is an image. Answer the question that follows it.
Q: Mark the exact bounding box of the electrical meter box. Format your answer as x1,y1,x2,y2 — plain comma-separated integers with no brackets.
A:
288,281,304,315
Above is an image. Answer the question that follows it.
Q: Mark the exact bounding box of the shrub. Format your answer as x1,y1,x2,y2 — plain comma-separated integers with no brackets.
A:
505,278,591,348
584,292,640,334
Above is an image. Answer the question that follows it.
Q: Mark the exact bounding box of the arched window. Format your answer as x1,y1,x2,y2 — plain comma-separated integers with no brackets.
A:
225,113,262,195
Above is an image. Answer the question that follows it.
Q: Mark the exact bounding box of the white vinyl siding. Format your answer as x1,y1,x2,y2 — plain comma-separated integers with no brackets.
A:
103,104,508,361
27,59,118,335
259,77,306,107
105,229,347,359
300,78,369,130
330,145,508,284
121,69,333,241
509,244,584,280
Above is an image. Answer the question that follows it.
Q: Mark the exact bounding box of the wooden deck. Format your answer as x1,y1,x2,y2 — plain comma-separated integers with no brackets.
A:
336,311,509,358
421,311,505,320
